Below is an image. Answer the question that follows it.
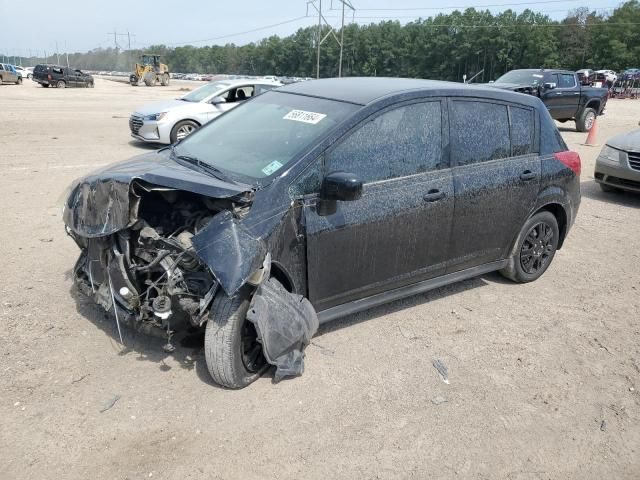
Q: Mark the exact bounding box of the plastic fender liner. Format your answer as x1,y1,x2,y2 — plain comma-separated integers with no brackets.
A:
246,277,319,382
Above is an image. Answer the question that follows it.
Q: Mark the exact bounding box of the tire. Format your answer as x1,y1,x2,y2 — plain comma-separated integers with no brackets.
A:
500,211,560,283
599,183,622,193
27,74,32,79
16,77,22,85
576,107,596,132
42,83,49,87
143,72,155,86
0,77,3,85
88,81,94,88
161,73,170,86
170,120,199,143
56,80,66,88
204,286,267,389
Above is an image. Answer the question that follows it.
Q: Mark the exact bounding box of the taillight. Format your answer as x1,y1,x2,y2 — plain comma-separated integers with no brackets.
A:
554,150,581,176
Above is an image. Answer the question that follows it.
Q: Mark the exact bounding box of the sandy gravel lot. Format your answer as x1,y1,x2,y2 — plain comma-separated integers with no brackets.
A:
1,79,639,480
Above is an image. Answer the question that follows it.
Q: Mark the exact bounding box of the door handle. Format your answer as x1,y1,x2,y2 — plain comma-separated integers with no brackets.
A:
520,170,536,181
423,189,446,202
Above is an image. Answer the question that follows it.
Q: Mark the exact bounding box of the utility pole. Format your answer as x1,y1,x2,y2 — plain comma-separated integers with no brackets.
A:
55,41,60,65
307,0,355,79
317,0,321,79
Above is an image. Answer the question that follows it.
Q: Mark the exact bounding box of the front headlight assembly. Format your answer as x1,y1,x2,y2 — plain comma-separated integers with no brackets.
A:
144,112,168,122
597,144,622,165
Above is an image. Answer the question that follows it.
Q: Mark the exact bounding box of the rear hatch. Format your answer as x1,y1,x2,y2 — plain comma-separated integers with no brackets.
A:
33,65,51,81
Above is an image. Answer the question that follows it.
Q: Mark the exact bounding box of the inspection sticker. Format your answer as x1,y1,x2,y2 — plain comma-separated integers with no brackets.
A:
283,109,327,124
261,160,283,176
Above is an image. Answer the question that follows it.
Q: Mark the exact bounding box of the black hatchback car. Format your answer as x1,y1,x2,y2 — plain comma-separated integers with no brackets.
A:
63,78,581,388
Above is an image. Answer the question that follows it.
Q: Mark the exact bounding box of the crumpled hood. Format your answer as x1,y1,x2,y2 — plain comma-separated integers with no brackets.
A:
133,99,204,116
607,129,640,152
63,149,251,238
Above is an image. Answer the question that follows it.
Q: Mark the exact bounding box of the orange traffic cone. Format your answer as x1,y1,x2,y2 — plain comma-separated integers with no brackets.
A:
582,116,599,146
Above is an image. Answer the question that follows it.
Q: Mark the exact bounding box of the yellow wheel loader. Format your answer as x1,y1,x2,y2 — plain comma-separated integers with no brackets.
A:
129,54,170,87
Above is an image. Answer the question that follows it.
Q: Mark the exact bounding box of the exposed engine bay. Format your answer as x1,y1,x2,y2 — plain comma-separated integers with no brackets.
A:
69,183,250,343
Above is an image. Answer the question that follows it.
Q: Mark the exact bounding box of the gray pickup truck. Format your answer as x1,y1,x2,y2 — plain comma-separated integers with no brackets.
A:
488,69,608,132
0,63,22,85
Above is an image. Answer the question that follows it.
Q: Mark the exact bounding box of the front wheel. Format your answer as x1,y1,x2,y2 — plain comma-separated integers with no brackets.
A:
500,211,559,283
161,73,170,86
204,286,267,389
56,80,66,88
170,120,199,143
16,77,22,85
576,107,596,132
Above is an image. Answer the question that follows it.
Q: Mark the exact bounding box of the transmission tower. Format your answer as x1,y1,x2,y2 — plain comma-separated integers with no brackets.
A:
307,0,355,78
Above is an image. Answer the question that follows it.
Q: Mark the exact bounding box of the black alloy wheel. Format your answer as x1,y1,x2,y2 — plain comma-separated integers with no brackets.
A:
520,221,554,275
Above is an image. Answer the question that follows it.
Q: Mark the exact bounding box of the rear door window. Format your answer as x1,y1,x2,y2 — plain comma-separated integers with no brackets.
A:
558,74,575,88
325,101,444,183
450,100,510,166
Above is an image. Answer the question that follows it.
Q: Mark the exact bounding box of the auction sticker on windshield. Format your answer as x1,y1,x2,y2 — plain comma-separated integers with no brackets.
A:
283,110,327,124
261,160,283,176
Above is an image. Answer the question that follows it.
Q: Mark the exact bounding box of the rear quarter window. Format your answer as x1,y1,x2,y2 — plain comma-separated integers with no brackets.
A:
510,106,534,156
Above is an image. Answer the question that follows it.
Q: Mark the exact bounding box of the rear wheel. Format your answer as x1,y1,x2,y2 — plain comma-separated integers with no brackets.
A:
500,211,559,283
0,77,3,85
42,83,49,87
161,73,170,86
56,80,66,88
204,286,267,389
170,120,199,143
576,107,596,132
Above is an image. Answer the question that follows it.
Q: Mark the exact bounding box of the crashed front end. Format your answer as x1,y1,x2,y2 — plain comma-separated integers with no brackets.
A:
63,167,257,344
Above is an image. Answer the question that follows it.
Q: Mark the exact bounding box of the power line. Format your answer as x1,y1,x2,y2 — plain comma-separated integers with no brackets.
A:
348,0,585,11
164,15,312,47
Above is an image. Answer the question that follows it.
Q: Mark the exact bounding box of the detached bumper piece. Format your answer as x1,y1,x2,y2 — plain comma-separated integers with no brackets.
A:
247,278,319,382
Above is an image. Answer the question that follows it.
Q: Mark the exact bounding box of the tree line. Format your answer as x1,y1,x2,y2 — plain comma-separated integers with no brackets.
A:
8,1,640,82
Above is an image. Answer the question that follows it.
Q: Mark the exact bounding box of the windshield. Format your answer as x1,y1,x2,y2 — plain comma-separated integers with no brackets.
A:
173,91,359,184
181,81,230,102
495,70,545,86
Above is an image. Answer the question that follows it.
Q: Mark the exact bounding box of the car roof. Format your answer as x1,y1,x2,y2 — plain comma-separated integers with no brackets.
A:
277,76,543,107
216,78,281,87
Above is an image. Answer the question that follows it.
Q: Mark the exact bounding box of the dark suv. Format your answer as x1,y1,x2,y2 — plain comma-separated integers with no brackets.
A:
32,64,94,88
63,78,581,389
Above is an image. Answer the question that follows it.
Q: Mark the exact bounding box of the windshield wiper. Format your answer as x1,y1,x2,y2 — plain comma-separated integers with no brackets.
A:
170,146,236,184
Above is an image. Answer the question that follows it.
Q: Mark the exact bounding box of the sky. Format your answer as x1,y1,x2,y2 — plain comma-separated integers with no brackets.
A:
0,0,623,56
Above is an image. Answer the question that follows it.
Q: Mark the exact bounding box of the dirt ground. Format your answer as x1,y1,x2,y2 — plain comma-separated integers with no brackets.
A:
1,78,639,480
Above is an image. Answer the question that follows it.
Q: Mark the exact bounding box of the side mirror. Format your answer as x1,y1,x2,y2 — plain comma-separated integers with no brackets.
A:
543,82,556,90
317,171,363,216
211,96,226,105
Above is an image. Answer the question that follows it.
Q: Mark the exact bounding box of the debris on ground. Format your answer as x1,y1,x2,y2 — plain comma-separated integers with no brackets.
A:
432,359,450,384
247,277,319,382
99,394,121,413
431,396,448,405
600,420,607,432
